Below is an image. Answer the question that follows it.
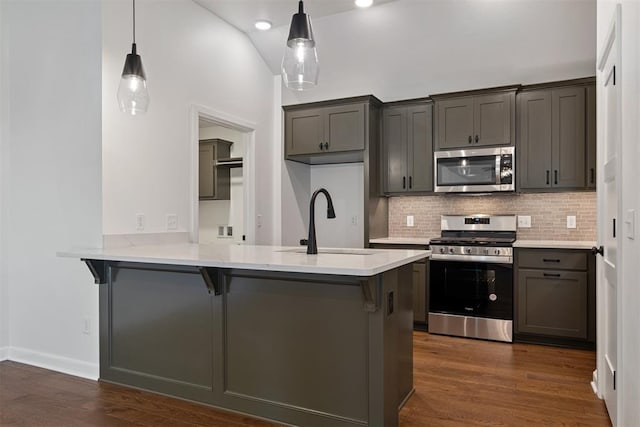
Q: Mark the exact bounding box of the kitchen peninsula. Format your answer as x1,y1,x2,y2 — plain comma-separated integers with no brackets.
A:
59,243,429,427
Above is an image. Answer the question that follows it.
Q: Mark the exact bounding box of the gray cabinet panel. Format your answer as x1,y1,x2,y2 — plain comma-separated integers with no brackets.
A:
408,105,433,192
586,84,597,189
552,87,585,188
474,93,512,147
199,144,215,198
199,139,231,200
382,102,433,194
383,107,407,193
436,97,474,149
325,103,365,152
517,269,588,339
518,91,553,189
412,262,426,323
286,108,324,156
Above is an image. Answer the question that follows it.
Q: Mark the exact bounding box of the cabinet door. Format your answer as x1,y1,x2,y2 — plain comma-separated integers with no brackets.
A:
473,93,513,147
383,106,408,193
518,91,553,189
199,143,215,199
552,87,586,188
285,108,324,156
517,269,588,339
436,97,474,149
407,104,433,192
412,262,426,323
586,84,596,189
324,103,365,152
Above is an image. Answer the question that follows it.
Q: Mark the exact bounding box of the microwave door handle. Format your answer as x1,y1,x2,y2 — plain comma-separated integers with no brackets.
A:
495,155,501,184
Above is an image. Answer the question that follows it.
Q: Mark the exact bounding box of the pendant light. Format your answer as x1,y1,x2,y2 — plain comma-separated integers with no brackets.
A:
117,0,149,115
281,0,319,91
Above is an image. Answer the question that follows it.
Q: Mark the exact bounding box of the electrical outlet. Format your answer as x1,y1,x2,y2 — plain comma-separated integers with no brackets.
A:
517,215,531,228
166,214,178,230
83,317,90,335
257,214,263,228
136,213,145,231
407,215,414,227
351,215,358,226
567,215,577,229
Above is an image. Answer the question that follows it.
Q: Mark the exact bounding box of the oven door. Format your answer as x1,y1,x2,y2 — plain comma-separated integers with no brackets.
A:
429,259,513,320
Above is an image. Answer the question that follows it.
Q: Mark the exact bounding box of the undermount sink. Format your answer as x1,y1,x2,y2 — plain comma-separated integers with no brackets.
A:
277,248,376,255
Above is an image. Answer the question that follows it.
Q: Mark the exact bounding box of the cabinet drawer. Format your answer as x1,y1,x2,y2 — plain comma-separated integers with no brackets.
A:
518,249,587,271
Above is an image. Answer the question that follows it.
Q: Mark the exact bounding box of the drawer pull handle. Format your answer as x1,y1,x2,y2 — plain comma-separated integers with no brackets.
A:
542,258,561,263
543,273,561,278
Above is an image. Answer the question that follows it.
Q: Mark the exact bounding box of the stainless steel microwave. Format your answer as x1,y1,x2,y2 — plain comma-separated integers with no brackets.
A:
434,146,515,193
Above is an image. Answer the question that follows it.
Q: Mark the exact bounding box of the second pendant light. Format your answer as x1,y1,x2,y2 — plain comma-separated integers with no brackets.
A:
282,0,319,91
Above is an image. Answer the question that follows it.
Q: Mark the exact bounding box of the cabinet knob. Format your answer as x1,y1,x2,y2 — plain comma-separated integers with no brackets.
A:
402,176,406,189
324,142,329,150
475,135,479,144
468,135,472,144
554,170,558,185
409,176,412,189
546,170,550,185
319,143,323,150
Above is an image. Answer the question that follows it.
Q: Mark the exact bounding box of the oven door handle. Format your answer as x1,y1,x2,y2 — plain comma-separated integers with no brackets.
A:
430,253,513,264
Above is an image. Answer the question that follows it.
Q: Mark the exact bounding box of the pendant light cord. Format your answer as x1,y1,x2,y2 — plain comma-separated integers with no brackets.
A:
133,0,136,44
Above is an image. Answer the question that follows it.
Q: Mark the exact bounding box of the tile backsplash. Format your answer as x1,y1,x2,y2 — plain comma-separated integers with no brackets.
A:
389,192,596,241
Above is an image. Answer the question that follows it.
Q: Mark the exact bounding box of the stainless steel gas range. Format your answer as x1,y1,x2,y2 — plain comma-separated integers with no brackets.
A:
428,214,517,343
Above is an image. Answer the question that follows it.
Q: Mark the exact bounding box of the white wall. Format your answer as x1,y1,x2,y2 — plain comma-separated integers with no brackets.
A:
597,1,640,424
250,0,596,105
0,0,8,360
102,0,275,244
2,0,102,377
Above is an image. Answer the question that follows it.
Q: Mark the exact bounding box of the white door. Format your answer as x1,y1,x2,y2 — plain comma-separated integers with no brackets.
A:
596,5,621,425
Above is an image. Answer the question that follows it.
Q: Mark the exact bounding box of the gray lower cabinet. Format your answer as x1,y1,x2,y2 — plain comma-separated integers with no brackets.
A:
518,80,595,191
514,248,595,348
96,261,413,427
284,100,369,161
199,139,232,200
382,102,433,193
434,90,516,150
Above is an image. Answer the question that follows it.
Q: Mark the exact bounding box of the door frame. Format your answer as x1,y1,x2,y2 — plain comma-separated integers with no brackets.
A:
595,4,622,421
189,104,257,244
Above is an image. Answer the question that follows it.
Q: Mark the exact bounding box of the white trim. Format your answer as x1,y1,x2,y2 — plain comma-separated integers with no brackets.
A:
189,105,257,245
7,347,99,380
0,347,8,361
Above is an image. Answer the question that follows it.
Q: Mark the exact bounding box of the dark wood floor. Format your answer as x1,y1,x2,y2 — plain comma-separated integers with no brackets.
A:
0,332,611,426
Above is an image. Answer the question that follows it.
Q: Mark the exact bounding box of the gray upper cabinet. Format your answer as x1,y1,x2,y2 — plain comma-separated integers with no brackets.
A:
518,80,593,191
199,139,232,200
434,90,515,150
382,101,433,193
284,100,368,163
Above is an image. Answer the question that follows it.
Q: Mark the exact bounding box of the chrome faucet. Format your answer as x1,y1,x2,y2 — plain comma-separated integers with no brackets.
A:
307,188,336,254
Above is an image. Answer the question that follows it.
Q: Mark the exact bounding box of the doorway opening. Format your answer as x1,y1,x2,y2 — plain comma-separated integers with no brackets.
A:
190,105,256,245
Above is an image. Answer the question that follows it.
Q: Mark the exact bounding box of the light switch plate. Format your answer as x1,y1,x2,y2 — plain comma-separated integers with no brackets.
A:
517,215,531,228
625,209,636,239
567,215,577,229
407,215,414,227
166,214,178,230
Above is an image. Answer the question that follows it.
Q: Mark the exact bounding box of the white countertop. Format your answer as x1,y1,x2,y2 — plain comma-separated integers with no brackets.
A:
58,243,429,277
513,240,597,250
369,237,431,246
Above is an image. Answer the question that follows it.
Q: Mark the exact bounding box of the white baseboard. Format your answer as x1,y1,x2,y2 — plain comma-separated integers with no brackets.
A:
0,347,8,361
7,347,98,380
591,369,599,395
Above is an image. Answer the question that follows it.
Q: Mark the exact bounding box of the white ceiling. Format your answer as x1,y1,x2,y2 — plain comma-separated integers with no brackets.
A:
193,0,396,34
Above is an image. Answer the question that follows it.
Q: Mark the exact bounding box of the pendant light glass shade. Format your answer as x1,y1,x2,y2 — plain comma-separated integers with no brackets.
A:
117,0,149,114
282,1,319,91
117,43,149,115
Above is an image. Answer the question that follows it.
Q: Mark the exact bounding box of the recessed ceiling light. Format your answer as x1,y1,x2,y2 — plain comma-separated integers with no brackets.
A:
355,0,373,8
255,20,272,31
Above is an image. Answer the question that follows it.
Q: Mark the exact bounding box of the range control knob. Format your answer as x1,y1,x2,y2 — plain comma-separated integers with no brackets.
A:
466,248,472,254
449,248,455,254
483,249,489,255
439,247,446,254
494,249,501,255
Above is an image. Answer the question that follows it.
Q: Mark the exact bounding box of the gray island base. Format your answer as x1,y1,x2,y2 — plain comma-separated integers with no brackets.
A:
84,258,416,427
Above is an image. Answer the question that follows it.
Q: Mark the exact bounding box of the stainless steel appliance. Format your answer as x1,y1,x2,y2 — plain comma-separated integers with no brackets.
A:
433,146,515,193
428,214,516,342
